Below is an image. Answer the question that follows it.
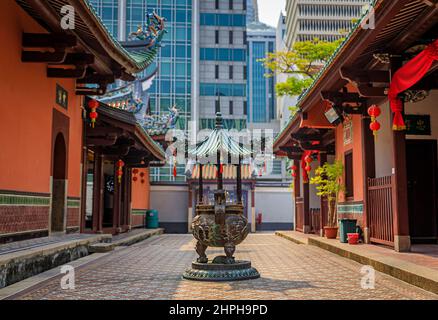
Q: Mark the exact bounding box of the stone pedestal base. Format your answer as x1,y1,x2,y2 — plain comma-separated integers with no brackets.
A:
183,260,260,282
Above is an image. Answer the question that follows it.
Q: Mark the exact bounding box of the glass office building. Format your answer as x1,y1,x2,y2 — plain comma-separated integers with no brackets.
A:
89,0,193,182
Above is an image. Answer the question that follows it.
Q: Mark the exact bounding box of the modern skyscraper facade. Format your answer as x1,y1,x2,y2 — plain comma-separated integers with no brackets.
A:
285,0,371,48
247,21,276,130
196,0,248,131
89,0,193,182
246,0,259,24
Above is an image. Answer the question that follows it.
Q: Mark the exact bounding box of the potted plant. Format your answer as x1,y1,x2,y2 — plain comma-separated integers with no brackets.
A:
310,161,345,239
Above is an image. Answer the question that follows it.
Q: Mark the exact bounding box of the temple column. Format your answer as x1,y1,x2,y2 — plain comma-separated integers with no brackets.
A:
113,163,122,234
390,57,411,252
293,159,300,231
251,185,256,233
319,153,328,236
93,152,104,233
303,179,311,234
188,185,193,233
362,103,376,244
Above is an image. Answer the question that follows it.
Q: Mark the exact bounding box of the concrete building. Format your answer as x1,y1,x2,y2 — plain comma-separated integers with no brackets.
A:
285,0,371,48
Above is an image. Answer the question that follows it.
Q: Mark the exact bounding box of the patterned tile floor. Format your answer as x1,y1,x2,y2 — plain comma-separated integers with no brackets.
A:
12,234,438,300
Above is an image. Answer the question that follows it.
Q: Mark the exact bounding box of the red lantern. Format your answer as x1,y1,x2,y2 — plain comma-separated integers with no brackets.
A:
88,99,99,128
116,160,124,184
368,105,382,137
305,165,312,172
370,120,381,136
367,105,381,118
305,155,312,164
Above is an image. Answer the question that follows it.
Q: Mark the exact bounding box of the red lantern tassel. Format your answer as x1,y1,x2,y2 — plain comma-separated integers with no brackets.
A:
173,165,177,178
391,99,406,131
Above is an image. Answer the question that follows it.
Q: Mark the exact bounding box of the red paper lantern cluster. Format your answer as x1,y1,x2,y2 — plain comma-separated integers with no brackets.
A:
368,105,382,137
88,99,99,128
291,165,298,178
304,155,312,173
116,160,124,184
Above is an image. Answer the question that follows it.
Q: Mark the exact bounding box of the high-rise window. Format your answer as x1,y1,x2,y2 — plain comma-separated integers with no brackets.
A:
215,0,220,10
229,0,233,10
215,30,219,44
243,65,247,80
229,101,234,115
243,101,248,115
229,65,233,79
243,31,247,44
215,65,219,79
229,31,233,44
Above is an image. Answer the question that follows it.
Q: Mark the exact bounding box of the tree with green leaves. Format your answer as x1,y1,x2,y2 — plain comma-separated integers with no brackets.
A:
260,38,344,99
310,161,345,228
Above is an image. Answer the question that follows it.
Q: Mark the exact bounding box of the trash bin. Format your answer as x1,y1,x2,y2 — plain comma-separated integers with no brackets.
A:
339,219,357,243
146,209,159,229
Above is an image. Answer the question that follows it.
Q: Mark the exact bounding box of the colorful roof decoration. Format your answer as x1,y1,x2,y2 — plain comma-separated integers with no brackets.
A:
189,113,253,159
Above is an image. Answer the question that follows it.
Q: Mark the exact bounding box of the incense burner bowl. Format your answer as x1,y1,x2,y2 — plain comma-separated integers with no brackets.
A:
191,191,249,265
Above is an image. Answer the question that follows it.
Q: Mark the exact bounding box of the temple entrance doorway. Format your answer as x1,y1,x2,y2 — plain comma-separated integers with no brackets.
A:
51,133,67,233
406,139,438,244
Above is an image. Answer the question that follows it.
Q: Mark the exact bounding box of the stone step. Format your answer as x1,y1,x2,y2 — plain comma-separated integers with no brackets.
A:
89,242,115,253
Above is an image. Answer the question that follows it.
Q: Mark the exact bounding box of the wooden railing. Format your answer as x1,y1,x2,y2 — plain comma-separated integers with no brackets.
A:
367,176,394,246
310,208,321,234
295,197,304,232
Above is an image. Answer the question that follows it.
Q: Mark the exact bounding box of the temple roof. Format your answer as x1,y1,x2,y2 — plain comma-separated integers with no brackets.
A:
16,0,165,87
189,113,253,159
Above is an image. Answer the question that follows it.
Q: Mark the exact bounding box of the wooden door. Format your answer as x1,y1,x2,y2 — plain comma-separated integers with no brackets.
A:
406,140,438,242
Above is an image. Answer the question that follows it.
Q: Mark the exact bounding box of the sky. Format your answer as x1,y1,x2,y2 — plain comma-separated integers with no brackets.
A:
257,0,286,28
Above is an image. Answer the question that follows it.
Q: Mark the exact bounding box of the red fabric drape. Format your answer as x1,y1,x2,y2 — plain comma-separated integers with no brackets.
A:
388,39,438,130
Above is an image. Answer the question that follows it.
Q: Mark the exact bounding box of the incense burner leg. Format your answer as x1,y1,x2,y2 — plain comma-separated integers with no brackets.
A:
224,243,236,264
196,241,208,263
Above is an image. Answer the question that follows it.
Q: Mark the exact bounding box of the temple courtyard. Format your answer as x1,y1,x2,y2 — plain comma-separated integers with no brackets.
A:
3,234,437,300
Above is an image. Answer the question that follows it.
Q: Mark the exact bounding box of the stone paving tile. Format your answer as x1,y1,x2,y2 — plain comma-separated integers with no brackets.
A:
12,234,438,300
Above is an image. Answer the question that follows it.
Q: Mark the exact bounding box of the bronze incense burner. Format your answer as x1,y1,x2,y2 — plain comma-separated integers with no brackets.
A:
183,113,260,281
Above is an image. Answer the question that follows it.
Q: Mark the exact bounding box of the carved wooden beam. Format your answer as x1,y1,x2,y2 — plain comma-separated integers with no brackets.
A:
77,74,115,85
86,127,123,137
321,91,362,104
340,68,390,84
21,51,67,63
22,33,76,49
47,66,87,78
357,85,387,98
291,133,323,142
76,84,108,96
53,53,95,66
86,136,118,147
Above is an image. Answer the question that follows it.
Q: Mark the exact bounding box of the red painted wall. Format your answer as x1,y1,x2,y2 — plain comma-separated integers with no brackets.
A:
0,1,83,197
335,115,365,203
131,168,151,227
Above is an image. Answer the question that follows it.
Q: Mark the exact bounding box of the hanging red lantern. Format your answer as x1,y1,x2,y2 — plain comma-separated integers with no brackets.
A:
305,165,312,173
291,165,298,178
88,99,99,128
368,105,381,118
370,120,381,136
368,105,382,137
305,155,312,164
116,160,124,184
